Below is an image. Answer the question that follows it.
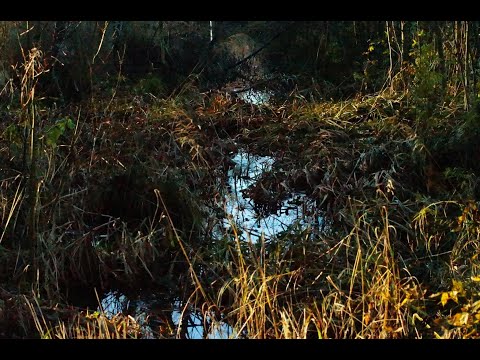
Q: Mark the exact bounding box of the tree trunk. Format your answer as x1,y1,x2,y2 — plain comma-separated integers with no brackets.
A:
434,21,446,97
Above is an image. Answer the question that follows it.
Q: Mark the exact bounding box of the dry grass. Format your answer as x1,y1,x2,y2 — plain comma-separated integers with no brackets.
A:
188,198,424,339
0,48,480,339
25,293,143,339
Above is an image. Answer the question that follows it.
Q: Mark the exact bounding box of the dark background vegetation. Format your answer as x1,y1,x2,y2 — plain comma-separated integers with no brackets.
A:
0,21,476,102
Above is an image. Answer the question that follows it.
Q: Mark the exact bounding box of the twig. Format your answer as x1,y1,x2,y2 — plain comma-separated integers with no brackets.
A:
92,21,109,65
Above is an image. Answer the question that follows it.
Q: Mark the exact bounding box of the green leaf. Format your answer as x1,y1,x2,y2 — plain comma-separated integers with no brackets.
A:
44,118,74,147
45,126,63,147
3,124,22,144
65,117,75,130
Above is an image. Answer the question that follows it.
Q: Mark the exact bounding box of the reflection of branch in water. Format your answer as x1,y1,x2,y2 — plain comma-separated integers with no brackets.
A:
224,150,325,245
244,227,265,240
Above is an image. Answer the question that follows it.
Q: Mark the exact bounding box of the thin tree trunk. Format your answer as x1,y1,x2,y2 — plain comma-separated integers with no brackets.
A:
464,21,469,111
386,21,394,91
470,22,478,102
434,21,446,97
400,21,405,65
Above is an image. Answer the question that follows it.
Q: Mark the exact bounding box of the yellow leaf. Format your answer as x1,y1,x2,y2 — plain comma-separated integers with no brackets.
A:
368,45,374,52
452,280,464,295
86,311,100,319
449,291,459,304
441,292,450,306
472,300,480,312
451,312,469,327
400,297,410,307
471,276,480,282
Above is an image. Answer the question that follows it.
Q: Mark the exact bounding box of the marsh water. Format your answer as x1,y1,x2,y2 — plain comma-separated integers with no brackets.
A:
236,89,272,105
221,150,323,243
97,149,323,338
97,90,324,338
100,292,235,339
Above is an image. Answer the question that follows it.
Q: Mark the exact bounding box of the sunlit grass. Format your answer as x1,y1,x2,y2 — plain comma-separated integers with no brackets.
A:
25,293,143,339
0,76,480,338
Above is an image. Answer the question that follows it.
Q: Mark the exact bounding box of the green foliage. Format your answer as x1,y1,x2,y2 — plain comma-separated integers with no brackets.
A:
43,117,75,147
444,168,477,198
2,123,23,145
410,41,444,123
412,46,443,99
134,74,166,97
356,38,389,93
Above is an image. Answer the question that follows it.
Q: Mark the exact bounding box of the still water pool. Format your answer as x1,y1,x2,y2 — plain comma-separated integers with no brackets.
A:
96,89,323,338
